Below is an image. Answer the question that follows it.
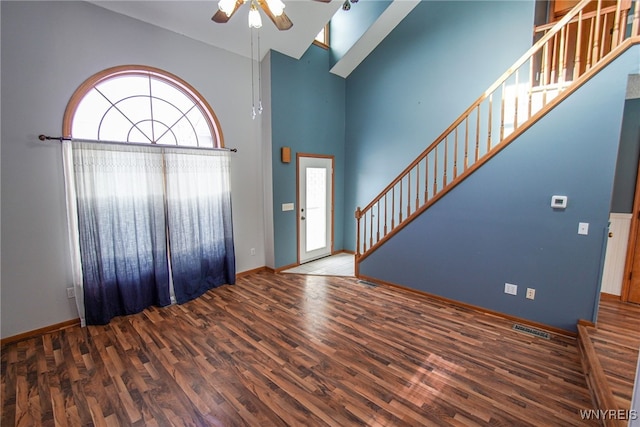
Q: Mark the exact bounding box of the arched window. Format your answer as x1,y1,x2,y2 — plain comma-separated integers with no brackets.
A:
62,65,235,327
63,65,224,148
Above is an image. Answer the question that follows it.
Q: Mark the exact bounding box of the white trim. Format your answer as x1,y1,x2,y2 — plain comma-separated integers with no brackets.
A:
601,213,632,296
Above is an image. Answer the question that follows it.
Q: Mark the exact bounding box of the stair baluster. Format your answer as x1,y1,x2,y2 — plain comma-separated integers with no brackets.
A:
355,0,639,264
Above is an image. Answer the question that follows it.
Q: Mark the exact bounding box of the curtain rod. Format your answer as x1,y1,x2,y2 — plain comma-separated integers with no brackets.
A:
38,134,238,153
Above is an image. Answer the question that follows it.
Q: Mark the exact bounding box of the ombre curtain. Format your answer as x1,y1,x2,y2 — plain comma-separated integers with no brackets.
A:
63,142,235,325
165,148,235,304
69,142,171,325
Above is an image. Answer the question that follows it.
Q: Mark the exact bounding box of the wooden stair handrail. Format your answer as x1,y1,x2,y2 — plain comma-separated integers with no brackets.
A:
356,0,639,261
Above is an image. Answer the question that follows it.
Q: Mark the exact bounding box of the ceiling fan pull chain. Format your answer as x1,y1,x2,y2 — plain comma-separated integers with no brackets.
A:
257,31,263,115
250,27,257,119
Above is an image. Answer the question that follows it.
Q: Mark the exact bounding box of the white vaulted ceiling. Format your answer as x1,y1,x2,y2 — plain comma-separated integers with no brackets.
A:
88,0,342,60
88,0,419,77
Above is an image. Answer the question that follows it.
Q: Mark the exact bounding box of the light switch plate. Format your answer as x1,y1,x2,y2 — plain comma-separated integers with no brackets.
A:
578,222,589,235
504,283,518,295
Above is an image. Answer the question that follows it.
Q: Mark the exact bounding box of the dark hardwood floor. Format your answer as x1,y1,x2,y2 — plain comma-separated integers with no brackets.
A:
591,298,640,411
2,271,601,426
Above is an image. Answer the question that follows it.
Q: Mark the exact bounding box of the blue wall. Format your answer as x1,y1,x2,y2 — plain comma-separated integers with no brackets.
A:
360,46,639,332
270,46,346,268
343,1,536,250
329,0,391,68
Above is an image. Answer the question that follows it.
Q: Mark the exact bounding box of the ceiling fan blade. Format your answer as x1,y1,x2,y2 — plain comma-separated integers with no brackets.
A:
257,0,293,30
312,0,332,2
211,0,244,23
271,11,293,31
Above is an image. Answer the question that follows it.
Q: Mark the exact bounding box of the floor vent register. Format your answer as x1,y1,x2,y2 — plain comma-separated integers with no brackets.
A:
512,323,551,340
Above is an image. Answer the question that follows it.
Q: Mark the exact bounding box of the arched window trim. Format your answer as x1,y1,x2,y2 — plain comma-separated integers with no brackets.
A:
62,65,225,148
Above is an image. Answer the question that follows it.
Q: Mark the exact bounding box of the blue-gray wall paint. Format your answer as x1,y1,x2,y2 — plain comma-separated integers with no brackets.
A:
360,46,640,332
611,98,640,213
329,0,392,68
343,1,536,250
270,47,346,268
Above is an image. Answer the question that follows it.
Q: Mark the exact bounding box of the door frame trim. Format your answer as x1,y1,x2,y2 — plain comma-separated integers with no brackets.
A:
620,154,640,302
296,153,335,264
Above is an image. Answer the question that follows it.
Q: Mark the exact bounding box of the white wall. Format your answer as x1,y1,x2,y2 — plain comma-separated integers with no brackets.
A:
1,1,267,338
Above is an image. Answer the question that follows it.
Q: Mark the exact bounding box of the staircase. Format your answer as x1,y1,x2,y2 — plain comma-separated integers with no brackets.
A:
355,0,640,268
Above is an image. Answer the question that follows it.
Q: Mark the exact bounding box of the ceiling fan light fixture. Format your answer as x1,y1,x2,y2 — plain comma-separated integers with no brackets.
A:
248,2,263,28
265,0,285,17
218,0,237,17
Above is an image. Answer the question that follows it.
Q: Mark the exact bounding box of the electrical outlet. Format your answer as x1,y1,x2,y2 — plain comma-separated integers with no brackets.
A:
526,288,536,300
504,283,518,295
66,287,75,299
250,248,256,256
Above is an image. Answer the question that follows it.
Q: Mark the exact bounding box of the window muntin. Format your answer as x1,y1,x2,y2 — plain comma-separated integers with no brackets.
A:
64,66,223,148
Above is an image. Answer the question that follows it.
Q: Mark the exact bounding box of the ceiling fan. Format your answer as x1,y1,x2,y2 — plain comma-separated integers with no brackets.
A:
212,0,331,31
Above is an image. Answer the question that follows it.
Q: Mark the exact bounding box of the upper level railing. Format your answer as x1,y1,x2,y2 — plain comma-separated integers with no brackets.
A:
533,0,632,85
355,0,639,262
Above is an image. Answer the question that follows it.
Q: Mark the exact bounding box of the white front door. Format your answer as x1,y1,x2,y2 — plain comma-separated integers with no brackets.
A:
298,155,333,264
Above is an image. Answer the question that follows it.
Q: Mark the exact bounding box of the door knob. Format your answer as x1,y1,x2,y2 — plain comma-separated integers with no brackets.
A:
609,232,613,238
301,216,306,220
